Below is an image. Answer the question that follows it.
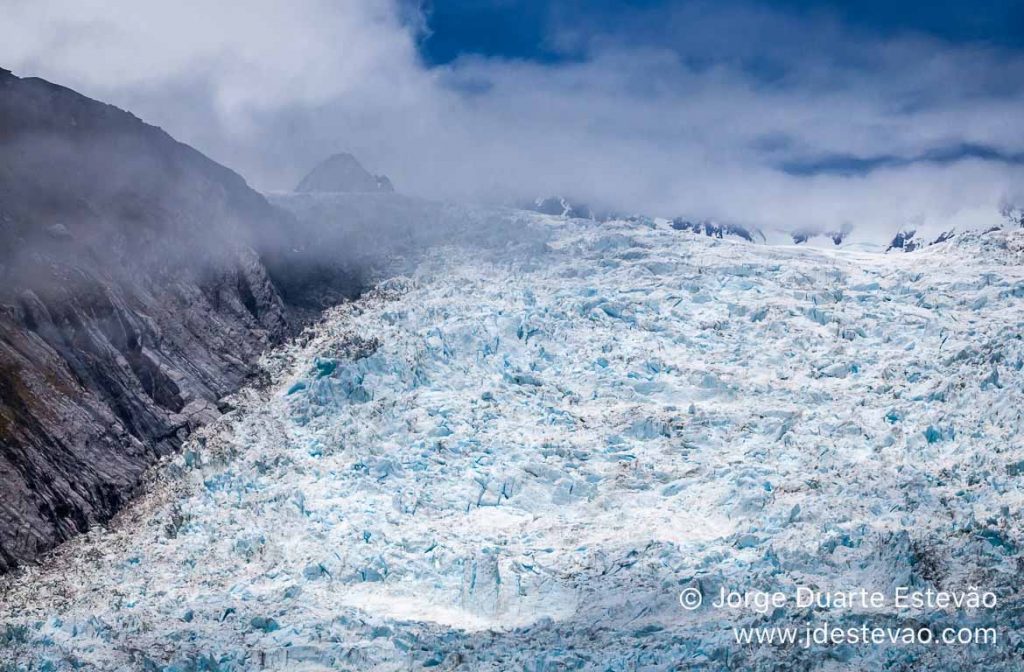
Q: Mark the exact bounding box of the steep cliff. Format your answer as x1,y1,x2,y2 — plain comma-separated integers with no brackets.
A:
0,68,295,571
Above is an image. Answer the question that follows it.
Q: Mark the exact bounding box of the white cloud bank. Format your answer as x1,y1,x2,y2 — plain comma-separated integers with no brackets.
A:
3,0,1024,238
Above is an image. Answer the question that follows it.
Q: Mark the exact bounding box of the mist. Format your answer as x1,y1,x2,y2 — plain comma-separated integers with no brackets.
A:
3,0,1024,237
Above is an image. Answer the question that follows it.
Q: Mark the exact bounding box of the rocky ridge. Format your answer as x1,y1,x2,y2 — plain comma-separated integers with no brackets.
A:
0,68,305,571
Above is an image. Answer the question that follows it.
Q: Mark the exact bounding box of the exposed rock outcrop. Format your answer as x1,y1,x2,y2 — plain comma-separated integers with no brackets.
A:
0,69,303,571
671,217,760,242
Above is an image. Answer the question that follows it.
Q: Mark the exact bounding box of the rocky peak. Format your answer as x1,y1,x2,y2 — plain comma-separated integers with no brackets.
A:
295,152,394,193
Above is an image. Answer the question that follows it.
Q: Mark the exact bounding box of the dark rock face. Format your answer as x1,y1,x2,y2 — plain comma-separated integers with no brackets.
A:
295,153,394,193
887,230,918,252
671,217,759,243
791,230,847,245
0,69,298,571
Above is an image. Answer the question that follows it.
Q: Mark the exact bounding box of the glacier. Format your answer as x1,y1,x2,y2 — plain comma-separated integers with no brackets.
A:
2,212,1023,671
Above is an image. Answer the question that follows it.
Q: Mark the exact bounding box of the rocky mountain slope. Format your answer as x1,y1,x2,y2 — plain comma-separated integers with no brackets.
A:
0,67,305,572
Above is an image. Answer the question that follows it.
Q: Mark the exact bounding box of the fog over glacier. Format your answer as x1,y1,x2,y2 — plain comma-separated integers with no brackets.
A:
4,0,1024,236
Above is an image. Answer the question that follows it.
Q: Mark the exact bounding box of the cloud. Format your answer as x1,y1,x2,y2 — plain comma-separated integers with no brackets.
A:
2,0,1023,238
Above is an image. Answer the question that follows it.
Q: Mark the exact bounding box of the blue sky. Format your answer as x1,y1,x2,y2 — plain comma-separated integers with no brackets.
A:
419,0,1024,64
415,0,1024,188
3,0,1023,237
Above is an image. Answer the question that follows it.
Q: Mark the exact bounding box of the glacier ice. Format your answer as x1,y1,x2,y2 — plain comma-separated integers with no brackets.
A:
1,214,1024,670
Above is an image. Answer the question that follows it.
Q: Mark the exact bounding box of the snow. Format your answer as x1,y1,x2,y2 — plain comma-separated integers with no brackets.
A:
2,213,1023,670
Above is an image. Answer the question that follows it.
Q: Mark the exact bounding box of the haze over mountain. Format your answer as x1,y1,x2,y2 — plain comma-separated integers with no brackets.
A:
295,152,394,194
0,68,357,571
3,1,1023,239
